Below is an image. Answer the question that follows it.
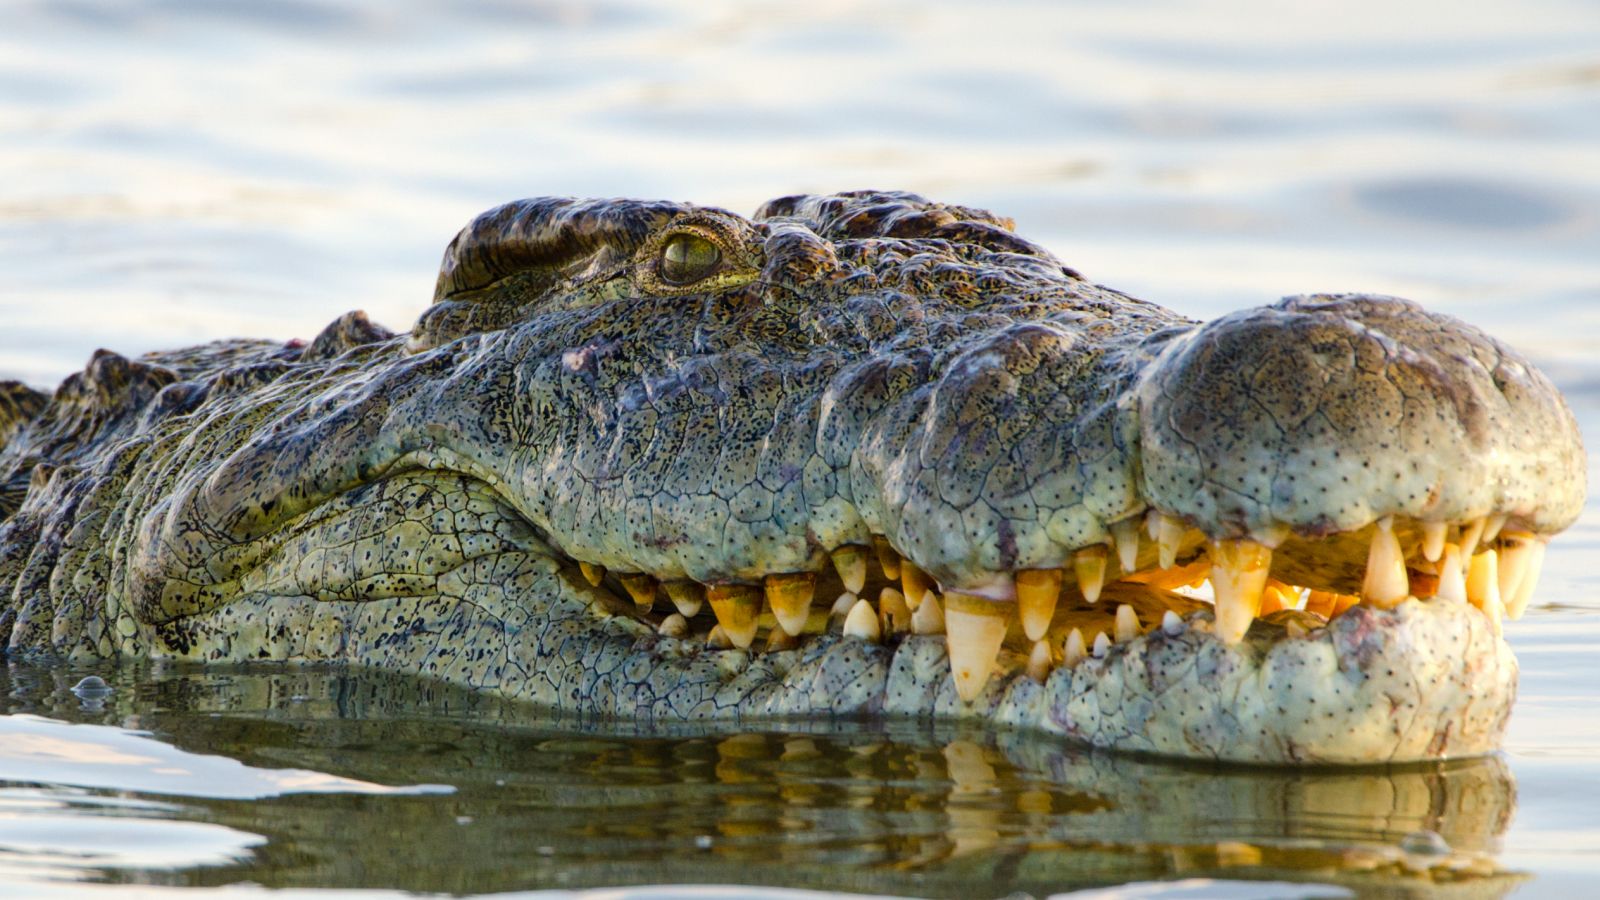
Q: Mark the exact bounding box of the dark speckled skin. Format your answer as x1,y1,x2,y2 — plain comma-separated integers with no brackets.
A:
0,191,1583,762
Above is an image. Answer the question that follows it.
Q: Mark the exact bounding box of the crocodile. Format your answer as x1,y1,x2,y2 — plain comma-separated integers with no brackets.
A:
0,191,1585,764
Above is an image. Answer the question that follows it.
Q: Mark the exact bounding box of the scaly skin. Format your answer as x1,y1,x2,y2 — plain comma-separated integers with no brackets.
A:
0,191,1584,763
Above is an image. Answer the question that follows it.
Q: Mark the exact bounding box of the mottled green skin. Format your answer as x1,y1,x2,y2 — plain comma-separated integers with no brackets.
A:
0,192,1584,762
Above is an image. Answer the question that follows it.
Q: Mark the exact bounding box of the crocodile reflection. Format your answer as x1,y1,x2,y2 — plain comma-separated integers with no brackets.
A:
1,662,1521,897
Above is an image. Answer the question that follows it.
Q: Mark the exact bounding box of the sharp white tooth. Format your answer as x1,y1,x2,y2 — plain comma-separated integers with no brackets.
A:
1145,509,1161,540
664,581,705,618
1421,521,1448,563
830,546,868,595
1466,550,1501,615
1063,627,1087,666
1115,604,1140,642
1161,609,1185,635
706,584,761,649
879,586,912,634
1361,516,1410,609
1091,632,1111,658
1507,538,1546,620
1499,534,1542,620
843,597,881,642
1073,545,1108,604
1111,517,1141,574
1156,513,1185,570
1482,513,1508,545
873,536,902,580
658,613,689,638
830,591,859,619
1209,539,1272,644
911,590,946,635
1435,544,1467,604
579,562,607,587
1459,516,1487,563
1015,568,1063,642
943,592,1010,703
1026,640,1053,683
765,572,816,636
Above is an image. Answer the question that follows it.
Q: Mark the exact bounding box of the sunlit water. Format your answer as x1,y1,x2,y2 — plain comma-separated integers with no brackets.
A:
0,1,1597,897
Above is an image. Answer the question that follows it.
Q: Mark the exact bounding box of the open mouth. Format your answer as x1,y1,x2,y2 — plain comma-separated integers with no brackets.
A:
568,508,1542,702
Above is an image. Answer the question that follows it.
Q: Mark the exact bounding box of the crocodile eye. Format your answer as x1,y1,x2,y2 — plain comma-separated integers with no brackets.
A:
659,233,722,285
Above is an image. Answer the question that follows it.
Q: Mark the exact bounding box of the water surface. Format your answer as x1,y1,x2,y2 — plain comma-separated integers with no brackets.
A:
1,1,1597,897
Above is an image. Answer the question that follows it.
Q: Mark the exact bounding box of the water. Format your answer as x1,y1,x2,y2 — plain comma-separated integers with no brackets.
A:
0,1,1597,897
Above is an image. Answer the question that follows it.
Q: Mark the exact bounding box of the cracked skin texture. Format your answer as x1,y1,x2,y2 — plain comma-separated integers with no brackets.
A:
0,191,1585,764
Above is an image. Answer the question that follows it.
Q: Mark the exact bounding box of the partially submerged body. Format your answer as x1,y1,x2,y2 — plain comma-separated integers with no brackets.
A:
0,191,1583,763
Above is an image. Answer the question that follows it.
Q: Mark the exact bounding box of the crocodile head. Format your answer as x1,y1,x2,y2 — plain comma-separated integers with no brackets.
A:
49,191,1581,765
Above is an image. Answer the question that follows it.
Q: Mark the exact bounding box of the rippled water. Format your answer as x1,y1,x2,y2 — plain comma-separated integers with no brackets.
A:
1,1,1597,897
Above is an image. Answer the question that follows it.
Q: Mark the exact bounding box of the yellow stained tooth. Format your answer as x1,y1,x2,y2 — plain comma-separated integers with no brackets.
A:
579,562,606,587
1507,538,1546,620
1260,580,1297,615
1422,521,1448,563
765,572,816,636
1111,517,1142,574
902,561,933,609
1209,538,1272,644
1063,627,1087,666
1026,640,1053,683
1466,550,1501,614
1435,544,1467,604
1091,632,1111,658
912,590,945,635
1015,568,1063,642
706,584,762,649
765,627,799,652
873,536,902,580
1361,516,1409,609
830,545,868,595
1482,513,1508,546
1073,545,1108,604
1156,513,1185,570
843,597,881,642
664,581,705,618
620,573,659,611
707,624,734,649
1497,532,1534,619
943,592,1011,703
1285,620,1309,639
879,587,912,634
1459,516,1488,563
1115,604,1140,642
658,613,689,638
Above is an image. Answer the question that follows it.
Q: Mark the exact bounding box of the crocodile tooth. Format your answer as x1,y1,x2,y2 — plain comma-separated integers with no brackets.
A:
911,590,945,635
1026,640,1052,683
1459,516,1488,563
1073,545,1108,604
707,624,734,649
1260,581,1295,615
829,591,859,623
879,586,912,634
1497,532,1535,619
619,573,659,611
1210,538,1271,644
1111,517,1141,574
873,536,902,580
706,584,761,649
1114,604,1139,642
1015,568,1062,642
765,572,816,636
1361,516,1409,609
663,581,704,618
943,592,1010,703
842,597,881,642
1285,619,1309,639
1091,632,1111,658
1155,513,1185,570
1161,610,1184,635
1481,513,1508,545
1435,544,1467,604
1421,521,1448,563
579,562,607,587
1145,509,1161,540
1507,538,1545,620
658,613,688,638
1063,627,1087,666
901,562,933,611
765,626,799,652
830,545,868,595
1465,550,1501,614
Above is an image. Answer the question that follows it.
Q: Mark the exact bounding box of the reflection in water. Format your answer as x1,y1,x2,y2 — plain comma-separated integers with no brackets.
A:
0,662,1521,897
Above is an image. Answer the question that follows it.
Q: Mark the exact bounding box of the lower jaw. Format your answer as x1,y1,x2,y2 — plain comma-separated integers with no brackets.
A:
723,597,1515,765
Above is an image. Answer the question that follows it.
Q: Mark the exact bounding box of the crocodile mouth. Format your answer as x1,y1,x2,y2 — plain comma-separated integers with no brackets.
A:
569,508,1542,703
